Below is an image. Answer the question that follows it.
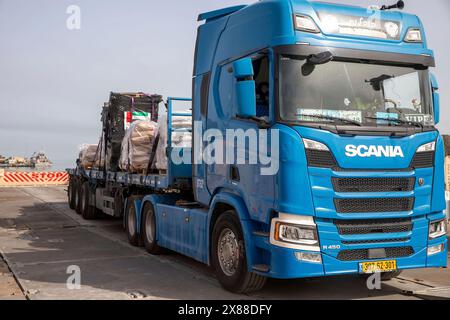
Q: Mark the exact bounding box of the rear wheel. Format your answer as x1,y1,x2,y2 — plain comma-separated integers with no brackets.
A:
68,178,76,210
74,180,82,215
142,203,163,255
125,197,140,246
211,211,266,293
80,181,98,220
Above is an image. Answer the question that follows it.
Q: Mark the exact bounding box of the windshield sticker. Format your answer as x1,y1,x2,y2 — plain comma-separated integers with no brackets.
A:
405,114,433,124
375,112,398,125
297,109,362,123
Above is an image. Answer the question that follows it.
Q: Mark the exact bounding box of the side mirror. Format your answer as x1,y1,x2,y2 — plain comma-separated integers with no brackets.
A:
233,58,256,118
430,73,440,125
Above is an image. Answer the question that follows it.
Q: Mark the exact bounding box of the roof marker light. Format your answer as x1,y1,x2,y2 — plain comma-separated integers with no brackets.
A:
295,15,320,33
404,28,422,43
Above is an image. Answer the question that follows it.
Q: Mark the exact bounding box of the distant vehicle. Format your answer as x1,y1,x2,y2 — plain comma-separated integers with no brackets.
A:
8,156,28,167
30,152,52,168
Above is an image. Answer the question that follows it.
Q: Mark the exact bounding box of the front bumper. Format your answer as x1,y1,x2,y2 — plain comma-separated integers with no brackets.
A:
255,235,447,279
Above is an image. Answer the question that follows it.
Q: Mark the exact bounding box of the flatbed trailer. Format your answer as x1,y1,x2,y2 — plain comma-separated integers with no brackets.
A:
68,96,194,215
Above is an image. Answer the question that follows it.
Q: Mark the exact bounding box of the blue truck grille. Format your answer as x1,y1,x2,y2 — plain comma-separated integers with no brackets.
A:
305,149,337,168
335,218,413,235
332,177,415,193
410,151,435,168
341,238,409,245
334,198,414,213
337,247,414,261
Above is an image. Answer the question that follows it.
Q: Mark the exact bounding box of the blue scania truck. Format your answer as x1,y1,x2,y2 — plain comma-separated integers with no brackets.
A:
68,0,447,293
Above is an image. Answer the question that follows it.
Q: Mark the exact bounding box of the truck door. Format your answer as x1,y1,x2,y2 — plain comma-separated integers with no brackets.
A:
205,52,276,221
192,73,212,206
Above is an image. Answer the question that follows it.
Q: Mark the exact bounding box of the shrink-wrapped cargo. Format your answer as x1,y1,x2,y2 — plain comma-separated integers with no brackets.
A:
155,114,192,171
79,144,99,169
119,120,159,173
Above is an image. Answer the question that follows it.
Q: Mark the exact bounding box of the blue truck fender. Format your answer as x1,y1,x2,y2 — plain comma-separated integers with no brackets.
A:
207,191,256,269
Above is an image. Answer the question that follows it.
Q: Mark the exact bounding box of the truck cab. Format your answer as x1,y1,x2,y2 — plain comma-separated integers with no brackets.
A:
190,0,447,291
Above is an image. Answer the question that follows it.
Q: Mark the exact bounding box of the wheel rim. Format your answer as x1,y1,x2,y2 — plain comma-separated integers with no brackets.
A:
217,228,240,277
128,207,136,236
145,210,155,243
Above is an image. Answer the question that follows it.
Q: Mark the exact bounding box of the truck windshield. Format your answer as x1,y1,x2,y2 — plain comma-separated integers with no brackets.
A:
278,55,434,127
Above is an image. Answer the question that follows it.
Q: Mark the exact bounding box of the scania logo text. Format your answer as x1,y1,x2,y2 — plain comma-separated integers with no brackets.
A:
345,145,404,158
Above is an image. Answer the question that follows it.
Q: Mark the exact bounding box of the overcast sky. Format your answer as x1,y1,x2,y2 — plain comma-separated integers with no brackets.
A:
0,0,449,170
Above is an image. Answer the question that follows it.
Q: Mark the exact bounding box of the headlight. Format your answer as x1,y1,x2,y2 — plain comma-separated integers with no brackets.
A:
429,219,447,239
271,214,320,249
404,28,422,43
275,222,318,245
303,138,329,151
294,15,320,33
417,141,435,153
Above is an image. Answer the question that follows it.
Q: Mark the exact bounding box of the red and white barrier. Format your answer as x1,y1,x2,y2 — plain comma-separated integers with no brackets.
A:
0,170,69,187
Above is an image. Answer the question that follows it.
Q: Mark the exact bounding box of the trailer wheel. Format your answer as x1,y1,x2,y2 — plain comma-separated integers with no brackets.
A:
75,180,82,215
68,178,76,210
80,181,97,220
141,203,163,255
125,197,140,246
211,210,266,293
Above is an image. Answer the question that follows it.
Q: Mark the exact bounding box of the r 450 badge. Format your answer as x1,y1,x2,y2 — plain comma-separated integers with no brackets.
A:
323,245,341,250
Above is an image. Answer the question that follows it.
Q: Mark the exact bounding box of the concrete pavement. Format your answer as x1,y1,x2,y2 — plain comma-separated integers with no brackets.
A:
0,186,448,300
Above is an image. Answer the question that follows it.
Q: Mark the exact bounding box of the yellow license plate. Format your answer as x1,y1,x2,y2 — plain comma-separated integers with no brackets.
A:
359,260,397,274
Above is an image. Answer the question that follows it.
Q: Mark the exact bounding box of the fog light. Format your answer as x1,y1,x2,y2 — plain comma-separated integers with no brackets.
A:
427,244,445,256
295,252,322,263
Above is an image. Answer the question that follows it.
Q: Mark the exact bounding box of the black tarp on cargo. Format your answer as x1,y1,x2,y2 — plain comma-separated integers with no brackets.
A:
102,92,162,172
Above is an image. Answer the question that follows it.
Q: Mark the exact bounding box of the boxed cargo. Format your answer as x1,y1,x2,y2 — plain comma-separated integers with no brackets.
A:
155,114,192,171
119,120,159,173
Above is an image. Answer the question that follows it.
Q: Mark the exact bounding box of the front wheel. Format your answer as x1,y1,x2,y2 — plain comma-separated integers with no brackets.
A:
211,211,266,293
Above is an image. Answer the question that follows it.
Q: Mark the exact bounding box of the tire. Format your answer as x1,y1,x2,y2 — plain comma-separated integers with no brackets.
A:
125,197,140,246
211,210,266,293
80,181,98,220
141,203,163,255
68,178,76,210
74,180,82,215
380,270,402,281
114,189,124,218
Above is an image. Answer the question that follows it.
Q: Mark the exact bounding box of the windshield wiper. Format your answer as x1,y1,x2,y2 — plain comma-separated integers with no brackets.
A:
297,114,362,126
365,116,424,129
